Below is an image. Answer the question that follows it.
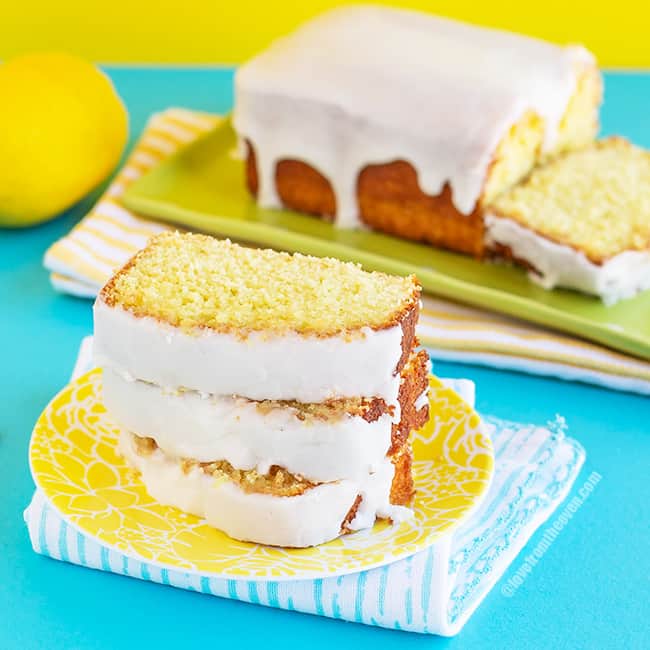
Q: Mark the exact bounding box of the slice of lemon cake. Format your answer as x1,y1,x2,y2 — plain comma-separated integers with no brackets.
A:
486,138,650,303
94,232,420,402
94,232,430,547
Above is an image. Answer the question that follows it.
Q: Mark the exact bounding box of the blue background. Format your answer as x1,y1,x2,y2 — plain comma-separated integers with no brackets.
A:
1,70,649,649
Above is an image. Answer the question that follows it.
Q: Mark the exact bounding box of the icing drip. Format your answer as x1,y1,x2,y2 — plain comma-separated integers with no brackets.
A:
234,6,592,225
103,368,395,483
485,214,650,304
118,430,404,548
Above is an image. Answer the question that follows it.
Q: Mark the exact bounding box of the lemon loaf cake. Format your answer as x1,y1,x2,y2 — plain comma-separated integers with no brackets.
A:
94,232,430,547
486,138,650,303
234,5,601,257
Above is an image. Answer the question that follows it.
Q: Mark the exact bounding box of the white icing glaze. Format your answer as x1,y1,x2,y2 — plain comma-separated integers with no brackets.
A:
93,299,403,403
103,368,395,483
485,214,650,304
349,460,413,530
118,430,407,547
414,387,430,412
234,5,592,224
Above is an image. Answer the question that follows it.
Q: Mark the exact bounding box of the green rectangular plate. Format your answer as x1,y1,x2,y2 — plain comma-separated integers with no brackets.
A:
123,120,650,360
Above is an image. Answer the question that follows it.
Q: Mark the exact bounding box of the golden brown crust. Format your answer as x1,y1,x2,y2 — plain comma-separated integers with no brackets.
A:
245,66,600,262
246,142,486,258
396,298,419,374
247,142,337,219
391,348,430,453
99,245,144,308
340,495,363,534
389,445,416,506
340,347,429,518
344,344,429,428
384,348,430,506
358,163,486,257
277,159,337,219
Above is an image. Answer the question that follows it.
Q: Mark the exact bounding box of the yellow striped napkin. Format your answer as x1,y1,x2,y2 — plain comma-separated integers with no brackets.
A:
44,108,650,395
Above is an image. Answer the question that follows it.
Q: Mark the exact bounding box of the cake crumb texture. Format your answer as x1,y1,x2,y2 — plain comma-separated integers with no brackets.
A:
101,232,420,335
200,459,316,497
490,138,650,262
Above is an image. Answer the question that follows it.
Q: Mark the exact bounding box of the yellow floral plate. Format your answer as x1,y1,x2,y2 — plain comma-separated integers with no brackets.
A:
29,369,493,581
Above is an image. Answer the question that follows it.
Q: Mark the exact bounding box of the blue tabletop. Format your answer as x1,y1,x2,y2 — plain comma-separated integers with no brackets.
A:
1,68,649,650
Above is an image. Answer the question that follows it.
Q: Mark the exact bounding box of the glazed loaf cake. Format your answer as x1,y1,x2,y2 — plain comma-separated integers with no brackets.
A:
234,6,601,257
94,232,430,547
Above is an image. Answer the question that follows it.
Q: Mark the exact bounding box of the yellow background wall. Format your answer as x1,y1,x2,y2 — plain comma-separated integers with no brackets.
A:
1,1,648,67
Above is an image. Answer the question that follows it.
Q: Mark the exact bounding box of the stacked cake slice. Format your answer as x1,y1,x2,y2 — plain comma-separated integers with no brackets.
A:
93,232,430,547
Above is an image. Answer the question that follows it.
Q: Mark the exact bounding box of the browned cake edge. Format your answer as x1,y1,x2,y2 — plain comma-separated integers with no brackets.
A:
387,348,430,507
342,344,432,516
246,141,486,258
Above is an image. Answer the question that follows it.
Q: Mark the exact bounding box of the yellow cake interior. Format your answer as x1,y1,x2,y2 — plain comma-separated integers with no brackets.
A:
153,381,392,423
489,138,650,262
482,64,602,205
102,232,419,335
253,395,391,422
552,64,603,157
132,434,316,496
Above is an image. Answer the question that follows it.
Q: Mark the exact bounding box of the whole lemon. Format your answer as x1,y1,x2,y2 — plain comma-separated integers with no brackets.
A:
0,52,128,227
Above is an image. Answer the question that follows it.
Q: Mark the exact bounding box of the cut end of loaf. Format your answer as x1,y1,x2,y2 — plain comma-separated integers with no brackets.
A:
99,232,420,336
489,137,650,263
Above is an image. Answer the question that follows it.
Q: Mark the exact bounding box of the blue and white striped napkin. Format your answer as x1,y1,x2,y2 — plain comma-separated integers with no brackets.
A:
24,338,585,636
